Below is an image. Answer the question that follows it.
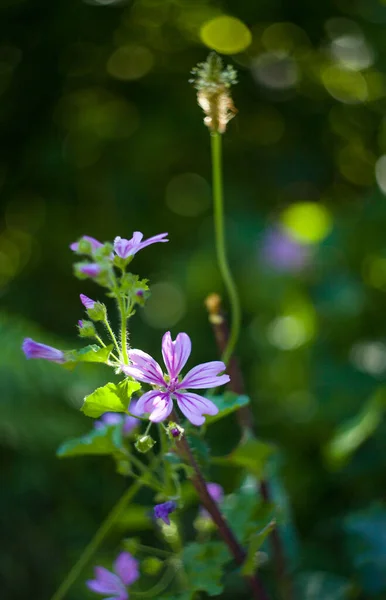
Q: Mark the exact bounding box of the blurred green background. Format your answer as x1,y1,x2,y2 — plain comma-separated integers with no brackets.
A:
3,0,386,598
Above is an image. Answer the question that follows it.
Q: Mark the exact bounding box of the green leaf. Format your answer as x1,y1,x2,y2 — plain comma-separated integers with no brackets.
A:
242,518,276,576
221,477,276,543
344,505,386,594
205,392,250,425
185,431,210,475
182,542,230,596
57,425,122,458
323,392,384,469
65,344,114,364
213,435,275,479
81,380,141,418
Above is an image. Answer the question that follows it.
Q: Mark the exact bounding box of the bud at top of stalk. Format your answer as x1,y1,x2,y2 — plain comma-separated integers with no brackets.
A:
190,52,237,134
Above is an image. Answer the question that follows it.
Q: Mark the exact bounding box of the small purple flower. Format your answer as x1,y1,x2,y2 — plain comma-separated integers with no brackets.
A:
86,551,139,600
94,401,140,436
114,232,168,259
260,228,310,272
80,293,96,309
121,332,229,426
78,263,101,277
154,501,177,525
201,482,224,519
70,235,103,253
22,338,65,363
78,320,84,328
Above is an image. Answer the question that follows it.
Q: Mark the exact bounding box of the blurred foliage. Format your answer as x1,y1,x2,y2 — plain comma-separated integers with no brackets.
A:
3,0,386,598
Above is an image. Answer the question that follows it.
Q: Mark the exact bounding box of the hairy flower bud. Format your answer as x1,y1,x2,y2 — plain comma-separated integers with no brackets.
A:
135,434,156,453
87,302,106,322
166,421,184,441
78,319,96,338
190,52,237,134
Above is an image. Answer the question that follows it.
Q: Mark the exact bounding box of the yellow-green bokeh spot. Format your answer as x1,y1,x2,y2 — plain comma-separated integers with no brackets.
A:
200,16,252,54
281,202,333,245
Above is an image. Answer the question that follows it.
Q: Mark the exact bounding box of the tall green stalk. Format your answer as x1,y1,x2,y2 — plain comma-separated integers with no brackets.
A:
211,131,241,365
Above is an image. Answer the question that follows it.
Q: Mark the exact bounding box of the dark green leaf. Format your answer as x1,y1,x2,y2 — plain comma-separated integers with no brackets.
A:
344,505,386,594
213,435,275,478
57,425,121,458
81,380,141,418
205,392,250,425
242,518,276,576
182,542,230,596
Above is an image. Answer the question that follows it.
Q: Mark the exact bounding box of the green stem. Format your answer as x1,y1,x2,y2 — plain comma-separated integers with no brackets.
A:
118,297,129,364
50,480,143,600
103,317,121,357
210,131,241,365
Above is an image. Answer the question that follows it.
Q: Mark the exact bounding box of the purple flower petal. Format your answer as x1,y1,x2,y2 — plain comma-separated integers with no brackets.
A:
154,501,177,525
207,483,224,504
178,361,230,390
113,552,139,586
70,235,103,253
161,332,191,379
124,350,165,386
137,232,168,252
22,338,65,363
86,567,124,595
149,395,173,422
79,263,101,278
175,392,218,426
134,390,164,415
114,232,168,259
114,233,143,259
80,294,95,309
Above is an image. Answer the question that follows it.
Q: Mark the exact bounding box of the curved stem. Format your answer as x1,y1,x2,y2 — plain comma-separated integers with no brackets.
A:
50,480,143,600
210,132,241,365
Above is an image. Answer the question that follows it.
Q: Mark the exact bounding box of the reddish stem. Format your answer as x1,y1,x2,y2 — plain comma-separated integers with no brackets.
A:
205,293,293,600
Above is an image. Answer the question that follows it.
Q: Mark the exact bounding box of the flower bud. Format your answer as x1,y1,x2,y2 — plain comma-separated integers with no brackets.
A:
141,557,163,576
87,302,106,322
166,422,184,441
78,319,96,338
135,434,156,453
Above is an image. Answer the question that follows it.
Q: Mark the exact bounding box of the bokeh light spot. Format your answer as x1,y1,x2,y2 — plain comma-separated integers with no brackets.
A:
142,282,186,328
200,16,252,54
166,173,211,217
322,66,368,104
107,45,154,81
281,202,332,245
267,306,316,351
252,53,298,90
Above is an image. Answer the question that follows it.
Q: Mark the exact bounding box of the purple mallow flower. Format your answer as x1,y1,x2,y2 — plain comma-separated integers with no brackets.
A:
22,338,65,363
78,263,101,277
86,551,139,600
114,232,168,259
70,235,103,253
260,228,310,272
121,332,229,426
154,501,177,525
80,293,96,309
